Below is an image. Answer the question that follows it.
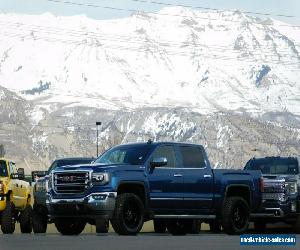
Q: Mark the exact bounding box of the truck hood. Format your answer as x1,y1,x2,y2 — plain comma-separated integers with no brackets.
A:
54,163,144,173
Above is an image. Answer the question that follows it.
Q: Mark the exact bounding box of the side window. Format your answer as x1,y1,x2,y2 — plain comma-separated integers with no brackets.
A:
0,160,8,177
151,146,176,168
180,146,206,168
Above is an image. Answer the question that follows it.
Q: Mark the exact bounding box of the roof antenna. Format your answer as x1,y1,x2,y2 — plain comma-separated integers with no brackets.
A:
147,138,153,144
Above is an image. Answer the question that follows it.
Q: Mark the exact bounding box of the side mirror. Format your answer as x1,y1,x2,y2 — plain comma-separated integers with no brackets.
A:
150,157,168,168
17,168,25,180
31,171,47,182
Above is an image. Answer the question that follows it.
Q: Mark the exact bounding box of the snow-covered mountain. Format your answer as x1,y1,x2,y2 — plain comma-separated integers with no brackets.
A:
0,7,299,171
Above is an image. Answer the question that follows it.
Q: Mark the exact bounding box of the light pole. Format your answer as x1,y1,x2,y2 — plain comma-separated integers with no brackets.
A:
96,122,102,157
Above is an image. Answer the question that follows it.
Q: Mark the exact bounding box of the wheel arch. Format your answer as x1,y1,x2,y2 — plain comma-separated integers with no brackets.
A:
224,184,251,208
117,181,148,208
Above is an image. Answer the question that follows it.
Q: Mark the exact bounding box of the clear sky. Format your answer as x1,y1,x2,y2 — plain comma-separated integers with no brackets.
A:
0,0,300,24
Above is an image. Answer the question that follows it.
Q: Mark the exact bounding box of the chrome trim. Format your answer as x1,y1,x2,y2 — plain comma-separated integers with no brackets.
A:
150,197,183,200
173,174,183,177
153,167,207,170
52,170,92,194
46,192,117,204
184,198,213,201
251,208,285,218
204,175,212,178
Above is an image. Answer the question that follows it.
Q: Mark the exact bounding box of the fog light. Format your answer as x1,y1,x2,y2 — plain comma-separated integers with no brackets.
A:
291,202,297,212
92,195,106,200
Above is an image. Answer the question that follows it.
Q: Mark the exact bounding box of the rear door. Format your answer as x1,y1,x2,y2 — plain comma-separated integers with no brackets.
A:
177,145,214,211
148,145,184,210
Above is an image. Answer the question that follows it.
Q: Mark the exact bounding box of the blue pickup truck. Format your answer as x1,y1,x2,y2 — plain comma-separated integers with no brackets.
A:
46,141,262,235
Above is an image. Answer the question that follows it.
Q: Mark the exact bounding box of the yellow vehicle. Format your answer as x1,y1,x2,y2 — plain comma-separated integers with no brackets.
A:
0,158,32,234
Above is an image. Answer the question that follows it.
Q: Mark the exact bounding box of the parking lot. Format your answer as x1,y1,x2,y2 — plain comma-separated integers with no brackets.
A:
1,222,298,250
1,231,298,250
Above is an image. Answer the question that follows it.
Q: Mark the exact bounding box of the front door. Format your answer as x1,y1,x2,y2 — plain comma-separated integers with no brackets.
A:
148,145,183,211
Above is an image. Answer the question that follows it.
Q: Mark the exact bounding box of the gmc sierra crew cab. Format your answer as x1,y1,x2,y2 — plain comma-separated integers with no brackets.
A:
46,141,262,235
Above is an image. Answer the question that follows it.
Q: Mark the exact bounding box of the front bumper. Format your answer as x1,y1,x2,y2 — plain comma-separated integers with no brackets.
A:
251,199,300,220
46,192,117,219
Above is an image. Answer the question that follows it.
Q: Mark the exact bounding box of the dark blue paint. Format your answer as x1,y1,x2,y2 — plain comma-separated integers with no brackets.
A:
50,142,262,217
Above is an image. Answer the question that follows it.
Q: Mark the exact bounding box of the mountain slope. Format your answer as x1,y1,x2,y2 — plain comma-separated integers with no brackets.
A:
0,8,299,171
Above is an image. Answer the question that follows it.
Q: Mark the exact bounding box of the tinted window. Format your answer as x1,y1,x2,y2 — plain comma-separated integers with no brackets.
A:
0,160,8,177
180,146,205,168
151,146,176,168
245,158,299,175
96,144,151,165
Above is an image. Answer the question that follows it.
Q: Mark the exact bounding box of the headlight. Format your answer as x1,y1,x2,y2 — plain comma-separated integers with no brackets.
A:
285,182,298,195
92,173,109,185
47,175,52,191
35,180,46,192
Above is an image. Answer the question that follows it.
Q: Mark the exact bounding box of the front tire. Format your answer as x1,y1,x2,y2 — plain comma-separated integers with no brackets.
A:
111,193,144,235
19,204,32,233
32,206,47,234
55,218,86,235
1,201,16,234
153,219,166,233
222,197,249,235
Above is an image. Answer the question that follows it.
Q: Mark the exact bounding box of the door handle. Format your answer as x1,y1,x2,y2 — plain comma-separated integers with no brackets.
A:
204,175,212,178
174,174,183,177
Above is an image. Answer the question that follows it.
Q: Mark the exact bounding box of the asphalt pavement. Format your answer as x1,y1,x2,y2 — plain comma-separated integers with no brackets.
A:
0,233,299,250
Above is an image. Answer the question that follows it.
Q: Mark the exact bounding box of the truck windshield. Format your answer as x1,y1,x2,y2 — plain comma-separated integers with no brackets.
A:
95,144,151,165
0,160,8,177
245,159,299,175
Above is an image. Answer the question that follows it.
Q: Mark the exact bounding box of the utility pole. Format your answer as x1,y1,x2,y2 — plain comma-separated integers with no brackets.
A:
96,122,102,157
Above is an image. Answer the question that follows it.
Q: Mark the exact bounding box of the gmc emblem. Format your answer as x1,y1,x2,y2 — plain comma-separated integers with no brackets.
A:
62,176,76,182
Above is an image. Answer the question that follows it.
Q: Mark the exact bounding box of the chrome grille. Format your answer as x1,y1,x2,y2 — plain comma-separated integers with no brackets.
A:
263,179,285,193
53,171,90,194
262,192,285,201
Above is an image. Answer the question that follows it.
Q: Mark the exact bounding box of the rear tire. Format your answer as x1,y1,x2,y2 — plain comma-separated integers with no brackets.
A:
111,193,144,235
19,204,32,233
153,219,166,233
55,218,86,235
254,222,266,233
96,219,109,233
32,206,47,234
222,197,249,235
1,201,16,234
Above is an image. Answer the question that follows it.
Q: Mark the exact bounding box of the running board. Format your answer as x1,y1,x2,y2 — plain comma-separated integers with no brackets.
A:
154,215,216,219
